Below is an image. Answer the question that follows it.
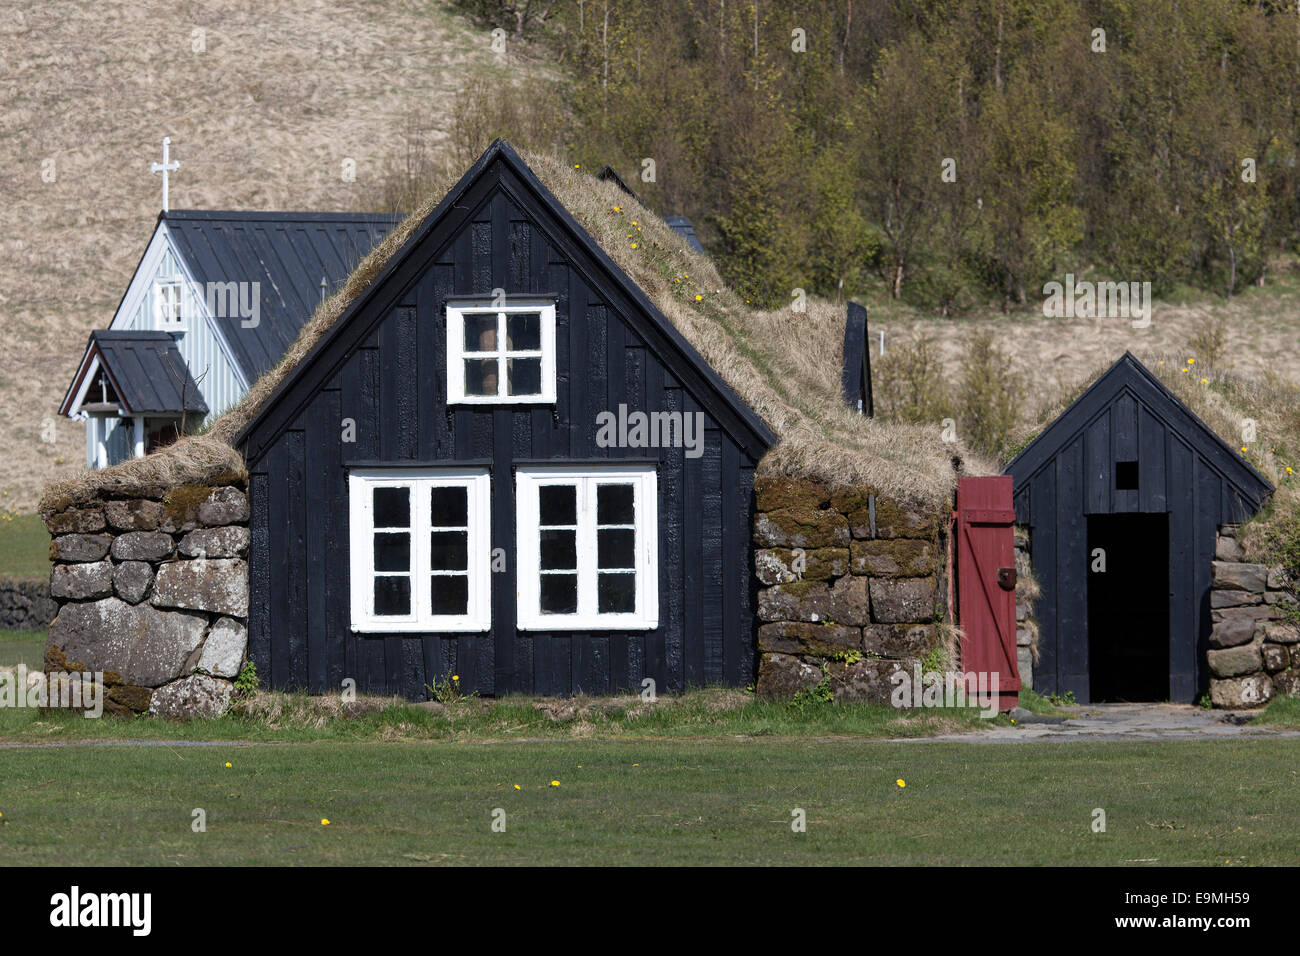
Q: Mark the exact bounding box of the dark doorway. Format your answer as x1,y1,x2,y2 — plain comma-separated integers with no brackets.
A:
1087,514,1170,701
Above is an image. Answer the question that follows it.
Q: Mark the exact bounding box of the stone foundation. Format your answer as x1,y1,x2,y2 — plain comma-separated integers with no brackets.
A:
42,480,250,717
752,476,947,704
1208,524,1298,708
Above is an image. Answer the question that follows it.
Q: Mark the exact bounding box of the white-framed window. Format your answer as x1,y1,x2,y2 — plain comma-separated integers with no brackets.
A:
153,278,185,331
446,300,556,404
348,468,491,633
515,465,658,630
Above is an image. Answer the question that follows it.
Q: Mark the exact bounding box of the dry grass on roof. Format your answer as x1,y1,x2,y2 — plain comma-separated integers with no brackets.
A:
48,147,990,515
39,435,245,517
1016,351,1300,560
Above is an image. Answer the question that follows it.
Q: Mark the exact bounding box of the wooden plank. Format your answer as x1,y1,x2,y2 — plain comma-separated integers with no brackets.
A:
248,472,272,684
1137,403,1167,513
1057,436,1088,701
660,382,684,692
1112,392,1138,513
736,463,757,684
1166,435,1195,703
721,439,743,686
285,430,308,689
568,277,588,457
702,424,723,684
682,393,704,689
1187,454,1220,702
587,300,608,458
493,407,514,695
1084,413,1110,515
305,393,333,693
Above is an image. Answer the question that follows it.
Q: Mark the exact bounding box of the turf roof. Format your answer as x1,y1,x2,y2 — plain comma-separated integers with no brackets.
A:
42,141,983,516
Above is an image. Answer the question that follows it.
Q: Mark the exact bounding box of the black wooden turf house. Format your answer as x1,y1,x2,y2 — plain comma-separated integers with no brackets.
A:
1005,353,1273,704
236,142,776,697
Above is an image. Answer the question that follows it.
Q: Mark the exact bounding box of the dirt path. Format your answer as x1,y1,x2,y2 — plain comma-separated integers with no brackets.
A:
903,702,1300,743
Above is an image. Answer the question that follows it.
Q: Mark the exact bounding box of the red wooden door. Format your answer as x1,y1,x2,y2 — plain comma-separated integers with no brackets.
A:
956,476,1021,710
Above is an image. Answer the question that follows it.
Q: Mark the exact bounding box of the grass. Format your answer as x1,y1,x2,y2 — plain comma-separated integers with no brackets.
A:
0,630,46,670
1255,694,1300,729
0,687,1008,744
0,514,49,580
0,737,1296,865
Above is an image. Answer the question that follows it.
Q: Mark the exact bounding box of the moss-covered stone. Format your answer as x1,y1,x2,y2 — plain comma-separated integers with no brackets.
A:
869,498,942,539
754,476,831,512
757,575,869,625
754,652,824,700
868,576,937,623
829,486,875,515
753,508,850,549
46,508,106,535
862,623,939,658
754,548,849,585
850,539,937,577
757,621,861,656
107,683,153,713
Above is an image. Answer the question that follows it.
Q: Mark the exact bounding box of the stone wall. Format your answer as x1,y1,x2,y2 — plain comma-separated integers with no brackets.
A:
751,477,947,703
0,579,56,631
42,480,250,717
1208,524,1299,708
1013,533,1036,691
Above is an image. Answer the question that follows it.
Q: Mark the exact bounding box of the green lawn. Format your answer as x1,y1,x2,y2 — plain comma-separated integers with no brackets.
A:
0,513,48,580
0,737,1296,865
0,629,45,669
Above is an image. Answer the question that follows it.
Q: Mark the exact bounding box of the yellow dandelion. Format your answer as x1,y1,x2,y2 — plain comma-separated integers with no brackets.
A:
896,779,906,788
1241,447,1248,453
550,780,560,787
1201,378,1208,384
633,763,639,767
452,675,459,682
513,784,521,790
1187,358,1195,365
694,294,702,301
631,243,638,249
574,164,580,169
1287,467,1294,475
631,220,638,226
224,762,232,768
321,818,330,826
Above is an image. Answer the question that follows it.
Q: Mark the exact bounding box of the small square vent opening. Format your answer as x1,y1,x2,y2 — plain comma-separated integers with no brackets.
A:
1115,460,1139,490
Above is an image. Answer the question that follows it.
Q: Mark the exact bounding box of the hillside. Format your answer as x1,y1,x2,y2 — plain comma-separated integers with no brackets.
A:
0,0,519,512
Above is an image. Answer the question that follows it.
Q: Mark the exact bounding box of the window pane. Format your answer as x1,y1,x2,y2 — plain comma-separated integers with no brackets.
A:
540,529,577,570
597,528,635,569
464,359,498,396
373,487,409,528
597,484,635,525
431,486,467,527
374,576,411,616
598,572,636,614
374,532,410,572
506,312,541,351
464,314,497,352
538,485,576,526
430,531,468,571
507,358,542,396
431,574,469,615
540,573,578,614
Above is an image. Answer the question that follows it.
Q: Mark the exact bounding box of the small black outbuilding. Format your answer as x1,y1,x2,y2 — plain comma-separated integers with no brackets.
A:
1005,352,1273,703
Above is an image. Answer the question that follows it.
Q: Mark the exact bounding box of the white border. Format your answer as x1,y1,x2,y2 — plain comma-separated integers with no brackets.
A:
446,300,557,404
348,467,492,633
515,465,658,631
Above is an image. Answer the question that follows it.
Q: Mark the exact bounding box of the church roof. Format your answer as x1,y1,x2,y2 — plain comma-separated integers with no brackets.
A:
61,331,209,417
163,210,403,381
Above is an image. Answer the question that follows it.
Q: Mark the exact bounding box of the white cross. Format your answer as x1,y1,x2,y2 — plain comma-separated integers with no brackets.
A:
150,136,179,211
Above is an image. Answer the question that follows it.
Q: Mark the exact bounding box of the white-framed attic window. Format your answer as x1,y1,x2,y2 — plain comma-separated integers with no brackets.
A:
446,301,556,404
348,469,492,633
515,465,658,631
153,277,186,331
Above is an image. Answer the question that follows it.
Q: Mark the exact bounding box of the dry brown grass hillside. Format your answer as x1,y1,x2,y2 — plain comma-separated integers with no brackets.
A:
0,0,524,512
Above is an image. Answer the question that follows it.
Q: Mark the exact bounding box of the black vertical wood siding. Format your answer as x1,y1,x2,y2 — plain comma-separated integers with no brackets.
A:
241,153,768,698
1007,354,1272,703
